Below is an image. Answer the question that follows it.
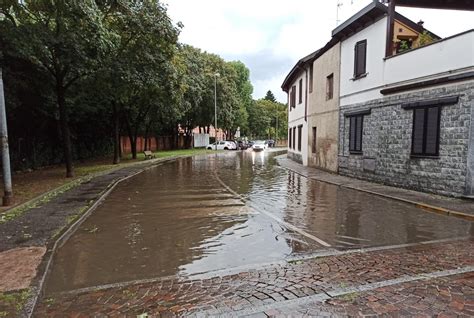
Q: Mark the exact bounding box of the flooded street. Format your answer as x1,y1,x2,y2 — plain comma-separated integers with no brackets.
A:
45,151,473,294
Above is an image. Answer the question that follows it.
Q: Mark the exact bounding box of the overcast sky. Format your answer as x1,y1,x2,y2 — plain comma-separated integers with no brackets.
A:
163,0,473,103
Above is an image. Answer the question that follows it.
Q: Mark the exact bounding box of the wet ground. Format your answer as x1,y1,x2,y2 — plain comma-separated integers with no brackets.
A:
44,151,473,295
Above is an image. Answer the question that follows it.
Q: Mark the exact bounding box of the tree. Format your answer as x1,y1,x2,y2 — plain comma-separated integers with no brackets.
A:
98,0,181,160
1,0,112,177
247,98,287,140
264,90,277,103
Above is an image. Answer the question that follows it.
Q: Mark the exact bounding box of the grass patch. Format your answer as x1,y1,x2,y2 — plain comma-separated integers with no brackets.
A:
76,164,116,176
0,290,30,316
123,148,218,161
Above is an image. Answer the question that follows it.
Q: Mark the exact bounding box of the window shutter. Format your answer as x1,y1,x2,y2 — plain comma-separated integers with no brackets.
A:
412,108,425,154
293,127,296,150
354,40,367,77
289,129,292,148
299,79,303,104
355,116,363,151
349,117,356,151
425,107,439,155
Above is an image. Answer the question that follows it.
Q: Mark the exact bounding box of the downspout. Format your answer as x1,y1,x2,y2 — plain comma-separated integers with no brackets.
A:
305,67,308,122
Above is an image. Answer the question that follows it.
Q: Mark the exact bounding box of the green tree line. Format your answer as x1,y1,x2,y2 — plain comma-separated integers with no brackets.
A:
0,0,286,177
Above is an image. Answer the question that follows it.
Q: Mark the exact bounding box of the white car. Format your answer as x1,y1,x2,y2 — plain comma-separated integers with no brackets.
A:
206,141,236,150
252,140,267,151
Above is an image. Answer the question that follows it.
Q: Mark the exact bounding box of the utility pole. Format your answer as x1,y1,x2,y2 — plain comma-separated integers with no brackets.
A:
214,73,220,151
276,109,278,144
0,68,13,206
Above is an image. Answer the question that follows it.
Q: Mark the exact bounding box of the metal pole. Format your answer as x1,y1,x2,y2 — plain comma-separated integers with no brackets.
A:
0,68,13,206
214,74,217,151
276,108,278,146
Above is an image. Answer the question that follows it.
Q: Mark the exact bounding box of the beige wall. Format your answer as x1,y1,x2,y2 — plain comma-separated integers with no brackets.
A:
307,43,341,172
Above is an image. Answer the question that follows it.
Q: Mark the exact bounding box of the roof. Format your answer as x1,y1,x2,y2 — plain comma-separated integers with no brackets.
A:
281,0,440,91
394,0,474,11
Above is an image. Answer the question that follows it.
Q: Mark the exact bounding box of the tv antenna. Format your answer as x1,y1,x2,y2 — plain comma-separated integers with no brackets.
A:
336,0,356,26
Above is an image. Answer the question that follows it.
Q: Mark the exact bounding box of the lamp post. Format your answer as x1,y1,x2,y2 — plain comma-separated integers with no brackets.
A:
0,68,13,206
214,72,220,151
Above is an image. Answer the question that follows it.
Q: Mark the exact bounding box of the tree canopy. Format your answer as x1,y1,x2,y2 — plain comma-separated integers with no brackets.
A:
0,0,286,176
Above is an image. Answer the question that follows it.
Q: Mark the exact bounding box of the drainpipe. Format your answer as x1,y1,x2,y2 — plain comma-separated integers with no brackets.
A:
304,68,308,122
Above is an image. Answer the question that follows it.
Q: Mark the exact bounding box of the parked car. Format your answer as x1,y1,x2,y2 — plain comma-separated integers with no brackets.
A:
237,140,249,150
206,141,236,150
252,140,267,151
226,140,238,150
266,139,275,148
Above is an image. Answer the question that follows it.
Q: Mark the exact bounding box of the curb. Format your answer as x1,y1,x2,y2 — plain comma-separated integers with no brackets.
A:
21,153,213,317
276,157,474,222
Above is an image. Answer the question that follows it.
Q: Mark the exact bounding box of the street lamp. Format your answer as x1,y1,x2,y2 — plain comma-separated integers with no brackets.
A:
214,72,220,151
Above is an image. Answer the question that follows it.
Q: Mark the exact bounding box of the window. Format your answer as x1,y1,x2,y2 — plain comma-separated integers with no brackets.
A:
309,65,313,93
354,40,367,78
292,127,296,150
289,128,292,148
290,85,296,108
349,115,363,153
298,79,303,104
312,127,317,154
297,125,302,151
411,106,440,157
326,73,334,100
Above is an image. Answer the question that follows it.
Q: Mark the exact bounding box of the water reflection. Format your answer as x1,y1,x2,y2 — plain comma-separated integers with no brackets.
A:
44,151,473,294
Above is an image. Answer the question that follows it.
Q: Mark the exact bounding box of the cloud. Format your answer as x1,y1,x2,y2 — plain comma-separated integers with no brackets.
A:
164,0,474,103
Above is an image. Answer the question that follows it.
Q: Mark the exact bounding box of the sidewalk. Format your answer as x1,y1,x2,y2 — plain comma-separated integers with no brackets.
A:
35,239,474,317
276,156,474,220
0,152,215,317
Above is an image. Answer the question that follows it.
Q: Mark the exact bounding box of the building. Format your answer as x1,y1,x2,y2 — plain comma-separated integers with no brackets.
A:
282,42,342,172
283,55,310,165
283,0,474,197
337,1,474,197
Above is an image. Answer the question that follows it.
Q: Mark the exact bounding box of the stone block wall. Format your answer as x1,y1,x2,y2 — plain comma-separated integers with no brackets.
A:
338,81,474,197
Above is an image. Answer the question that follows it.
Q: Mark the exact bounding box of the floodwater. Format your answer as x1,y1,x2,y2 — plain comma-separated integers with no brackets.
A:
45,151,473,294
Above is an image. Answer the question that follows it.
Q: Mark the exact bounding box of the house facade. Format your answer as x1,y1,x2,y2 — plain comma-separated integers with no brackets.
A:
307,43,341,172
283,0,474,197
285,62,309,165
337,1,474,197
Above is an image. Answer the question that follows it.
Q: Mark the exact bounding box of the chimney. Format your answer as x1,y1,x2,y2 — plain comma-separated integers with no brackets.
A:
417,20,424,27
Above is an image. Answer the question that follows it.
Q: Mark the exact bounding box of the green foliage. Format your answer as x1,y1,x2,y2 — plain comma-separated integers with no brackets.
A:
0,289,30,316
264,90,277,103
398,40,410,53
248,98,287,140
0,0,255,171
417,31,434,47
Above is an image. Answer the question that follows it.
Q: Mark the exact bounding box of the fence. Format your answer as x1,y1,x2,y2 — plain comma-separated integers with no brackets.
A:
120,135,188,154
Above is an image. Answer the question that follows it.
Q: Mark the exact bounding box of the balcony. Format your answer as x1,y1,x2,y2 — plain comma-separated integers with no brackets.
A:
382,29,474,93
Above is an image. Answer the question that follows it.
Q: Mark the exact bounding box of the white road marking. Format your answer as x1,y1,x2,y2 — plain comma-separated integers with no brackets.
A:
213,171,331,247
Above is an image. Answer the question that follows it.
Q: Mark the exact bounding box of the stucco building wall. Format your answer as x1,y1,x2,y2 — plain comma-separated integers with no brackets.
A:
288,71,309,165
307,43,341,172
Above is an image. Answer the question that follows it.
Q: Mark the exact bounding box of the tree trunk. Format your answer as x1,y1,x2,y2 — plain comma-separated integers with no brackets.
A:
57,85,74,178
112,102,120,164
125,117,137,159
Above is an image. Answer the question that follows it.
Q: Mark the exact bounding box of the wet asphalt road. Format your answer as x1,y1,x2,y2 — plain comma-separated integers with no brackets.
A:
44,150,473,294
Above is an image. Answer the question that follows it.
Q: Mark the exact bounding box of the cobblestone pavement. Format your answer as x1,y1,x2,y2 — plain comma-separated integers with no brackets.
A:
35,239,474,317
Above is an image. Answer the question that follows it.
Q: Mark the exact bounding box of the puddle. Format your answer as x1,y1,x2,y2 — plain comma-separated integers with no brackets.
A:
44,151,473,294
